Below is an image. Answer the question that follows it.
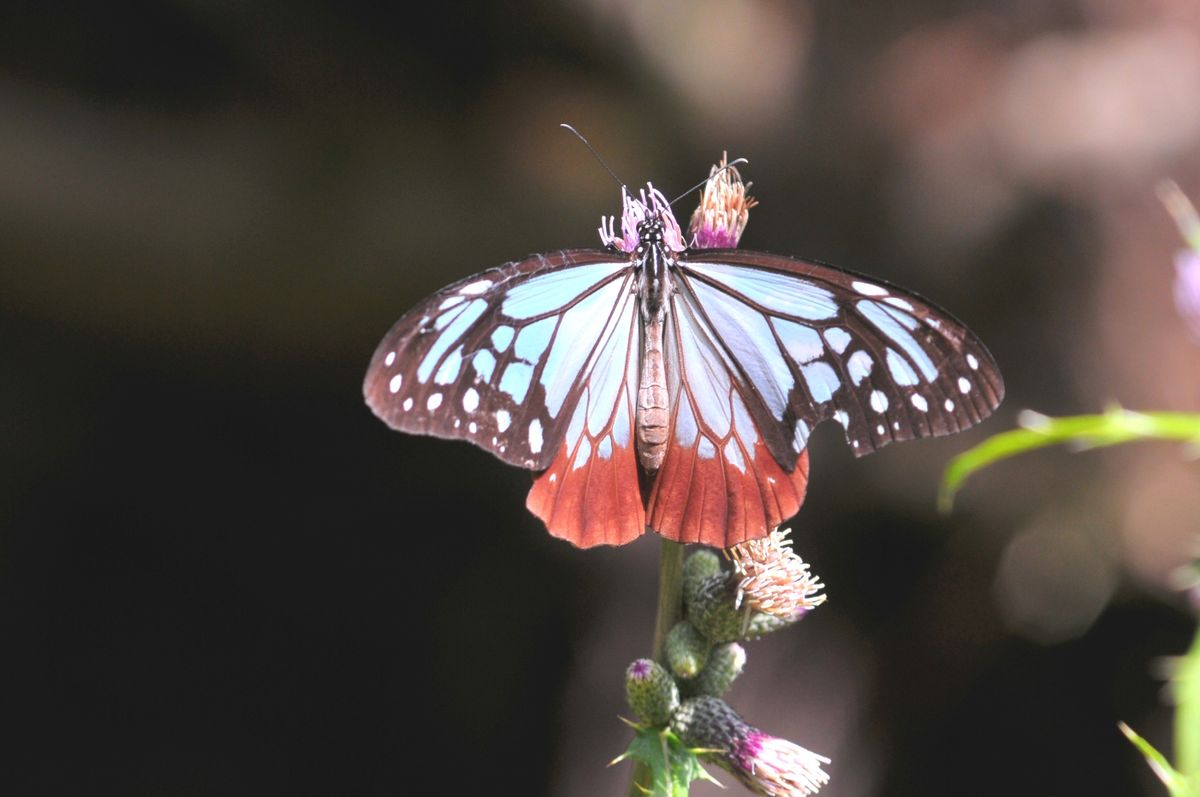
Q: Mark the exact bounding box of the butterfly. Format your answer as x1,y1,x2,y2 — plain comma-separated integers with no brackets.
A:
363,164,1003,549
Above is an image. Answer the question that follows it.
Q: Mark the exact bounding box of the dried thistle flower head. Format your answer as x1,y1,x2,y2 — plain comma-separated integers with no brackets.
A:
688,154,758,249
729,528,826,619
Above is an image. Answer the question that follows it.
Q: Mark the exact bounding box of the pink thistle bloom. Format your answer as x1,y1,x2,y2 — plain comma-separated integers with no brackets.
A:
728,528,827,619
598,184,685,253
672,696,830,797
688,155,757,249
1174,249,1200,342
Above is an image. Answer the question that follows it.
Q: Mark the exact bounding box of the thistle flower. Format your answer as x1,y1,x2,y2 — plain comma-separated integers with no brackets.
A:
688,154,757,249
599,184,685,252
671,696,830,796
729,528,827,619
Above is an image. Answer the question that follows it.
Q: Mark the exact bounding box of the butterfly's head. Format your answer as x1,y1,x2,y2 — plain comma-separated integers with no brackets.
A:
598,184,684,253
636,217,666,248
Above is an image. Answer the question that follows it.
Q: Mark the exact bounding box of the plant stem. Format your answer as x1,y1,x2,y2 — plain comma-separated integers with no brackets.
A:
628,539,687,796
652,540,687,661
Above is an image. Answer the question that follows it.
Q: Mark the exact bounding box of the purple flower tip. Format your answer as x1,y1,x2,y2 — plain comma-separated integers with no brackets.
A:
1174,249,1200,342
628,658,654,680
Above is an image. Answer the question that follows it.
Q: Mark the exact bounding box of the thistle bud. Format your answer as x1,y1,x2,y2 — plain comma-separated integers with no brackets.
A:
683,548,723,609
665,621,710,680
688,642,747,698
625,658,679,727
688,572,747,644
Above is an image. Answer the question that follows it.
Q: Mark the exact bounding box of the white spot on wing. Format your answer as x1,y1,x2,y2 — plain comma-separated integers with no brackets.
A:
439,296,465,311
389,374,403,393
958,377,971,394
491,326,514,352
384,351,396,367
468,421,477,433
852,280,888,297
496,409,511,432
686,261,838,320
944,398,955,411
793,420,810,450
834,410,849,429
460,279,493,296
847,351,873,385
572,437,592,470
876,424,885,435
528,419,543,454
911,394,928,412
801,361,840,403
885,349,919,386
870,390,888,413
967,353,979,370
884,296,914,312
463,388,479,412
823,327,851,355
403,397,413,411
427,393,443,410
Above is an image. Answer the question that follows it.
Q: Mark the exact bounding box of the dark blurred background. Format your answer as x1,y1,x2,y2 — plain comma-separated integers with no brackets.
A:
3,1,1199,795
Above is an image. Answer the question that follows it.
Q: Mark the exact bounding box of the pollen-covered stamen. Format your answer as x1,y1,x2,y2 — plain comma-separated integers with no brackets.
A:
689,155,757,249
728,528,826,619
598,184,685,252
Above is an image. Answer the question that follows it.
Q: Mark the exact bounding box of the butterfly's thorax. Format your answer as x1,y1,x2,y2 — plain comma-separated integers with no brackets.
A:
634,223,676,472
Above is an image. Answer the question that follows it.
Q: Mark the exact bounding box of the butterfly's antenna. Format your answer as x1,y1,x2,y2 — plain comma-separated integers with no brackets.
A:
667,157,749,207
560,124,627,194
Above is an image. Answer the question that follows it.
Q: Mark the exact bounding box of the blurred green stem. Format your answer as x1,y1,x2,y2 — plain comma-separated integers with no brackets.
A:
1177,621,1200,792
629,539,686,797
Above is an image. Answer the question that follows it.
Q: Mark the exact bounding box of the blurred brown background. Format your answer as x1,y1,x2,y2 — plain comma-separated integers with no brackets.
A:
3,1,1199,795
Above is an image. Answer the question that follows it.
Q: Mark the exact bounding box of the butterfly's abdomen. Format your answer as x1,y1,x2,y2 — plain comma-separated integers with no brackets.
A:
636,316,670,472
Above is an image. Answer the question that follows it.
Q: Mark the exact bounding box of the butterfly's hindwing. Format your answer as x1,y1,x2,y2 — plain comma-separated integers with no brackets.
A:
363,249,633,470
525,283,645,547
645,283,811,547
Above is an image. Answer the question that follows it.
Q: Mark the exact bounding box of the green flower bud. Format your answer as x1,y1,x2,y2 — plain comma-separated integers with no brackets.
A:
689,642,746,698
625,658,679,726
665,621,710,680
682,549,723,609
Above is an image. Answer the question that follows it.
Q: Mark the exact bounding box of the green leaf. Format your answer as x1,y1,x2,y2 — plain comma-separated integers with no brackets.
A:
1119,722,1191,797
939,408,1200,512
613,722,722,797
1176,623,1200,791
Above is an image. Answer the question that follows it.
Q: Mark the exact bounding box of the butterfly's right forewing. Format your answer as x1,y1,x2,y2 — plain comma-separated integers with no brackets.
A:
363,249,633,472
